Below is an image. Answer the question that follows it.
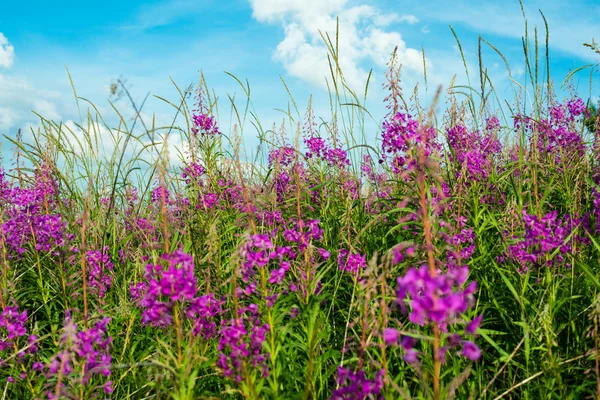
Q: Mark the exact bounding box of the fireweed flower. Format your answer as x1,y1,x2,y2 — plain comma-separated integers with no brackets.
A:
381,112,439,174
268,145,296,168
303,135,351,168
130,250,222,338
498,210,582,272
271,164,308,203
446,123,502,183
514,97,586,166
337,249,367,277
0,305,39,372
181,162,205,185
237,220,328,317
331,367,384,400
217,311,269,383
238,232,297,308
395,265,482,362
591,186,600,232
86,247,114,298
304,136,327,159
150,185,172,205
281,219,329,297
383,327,400,345
440,218,476,269
186,294,223,339
191,113,220,135
45,314,113,397
283,219,324,250
1,165,69,258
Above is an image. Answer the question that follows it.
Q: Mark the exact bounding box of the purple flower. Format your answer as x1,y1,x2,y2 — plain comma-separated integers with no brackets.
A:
331,367,383,400
318,248,331,260
182,162,205,185
380,112,439,174
404,349,419,364
268,146,296,167
132,250,223,339
45,314,112,397
268,262,290,284
465,315,483,335
383,328,400,345
0,305,33,358
499,211,582,271
396,264,482,362
446,124,501,183
290,307,300,319
217,314,269,383
461,341,481,361
86,247,114,298
1,168,68,257
191,113,220,135
338,249,367,276
186,294,223,339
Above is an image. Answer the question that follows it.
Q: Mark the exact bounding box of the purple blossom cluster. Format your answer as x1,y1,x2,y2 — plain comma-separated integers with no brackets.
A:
337,249,367,277
191,113,220,136
360,154,375,180
514,98,587,164
257,210,284,227
181,162,205,185
441,218,476,269
499,210,581,272
236,219,329,312
237,233,298,307
381,112,439,174
46,315,113,397
189,178,248,213
395,265,482,362
303,136,351,168
330,367,383,400
150,185,172,205
282,218,324,251
86,247,114,298
273,170,292,203
130,250,222,338
239,233,292,285
217,310,269,383
446,122,502,182
0,305,38,360
0,169,10,201
0,305,41,385
268,146,296,167
0,166,69,258
0,306,27,351
187,294,223,338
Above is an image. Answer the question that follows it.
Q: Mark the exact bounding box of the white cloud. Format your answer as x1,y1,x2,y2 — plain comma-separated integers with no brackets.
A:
397,15,419,25
0,73,63,131
0,33,15,69
250,0,348,23
249,0,428,92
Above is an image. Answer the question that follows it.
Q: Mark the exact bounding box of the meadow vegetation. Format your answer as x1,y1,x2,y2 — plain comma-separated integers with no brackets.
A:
1,13,600,400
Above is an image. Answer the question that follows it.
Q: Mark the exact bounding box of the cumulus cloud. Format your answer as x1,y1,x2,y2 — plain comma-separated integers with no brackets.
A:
0,74,64,131
0,33,15,69
249,0,427,92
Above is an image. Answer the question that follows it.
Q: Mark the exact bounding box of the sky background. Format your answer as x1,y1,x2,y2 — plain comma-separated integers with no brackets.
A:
0,0,599,164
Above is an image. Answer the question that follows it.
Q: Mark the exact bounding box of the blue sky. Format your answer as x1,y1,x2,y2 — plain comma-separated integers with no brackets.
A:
0,0,598,162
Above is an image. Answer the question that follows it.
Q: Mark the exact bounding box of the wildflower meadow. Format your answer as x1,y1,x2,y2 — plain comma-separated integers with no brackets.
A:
1,7,600,400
